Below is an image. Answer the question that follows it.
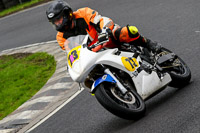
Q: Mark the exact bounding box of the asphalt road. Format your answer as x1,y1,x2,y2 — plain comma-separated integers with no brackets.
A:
0,2,56,51
1,0,200,132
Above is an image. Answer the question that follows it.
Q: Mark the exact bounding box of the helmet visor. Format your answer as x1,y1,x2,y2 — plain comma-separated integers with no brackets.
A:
52,16,63,27
48,9,71,32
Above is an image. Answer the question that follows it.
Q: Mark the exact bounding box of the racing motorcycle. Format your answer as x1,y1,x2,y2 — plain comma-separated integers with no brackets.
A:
66,34,191,120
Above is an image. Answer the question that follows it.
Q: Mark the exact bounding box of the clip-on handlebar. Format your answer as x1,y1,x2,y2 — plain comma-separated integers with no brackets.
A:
88,33,109,50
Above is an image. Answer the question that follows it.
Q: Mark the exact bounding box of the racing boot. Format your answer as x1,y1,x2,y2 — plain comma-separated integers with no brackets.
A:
145,38,162,53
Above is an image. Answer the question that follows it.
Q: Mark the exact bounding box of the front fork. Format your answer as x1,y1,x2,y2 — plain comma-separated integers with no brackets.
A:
104,68,128,95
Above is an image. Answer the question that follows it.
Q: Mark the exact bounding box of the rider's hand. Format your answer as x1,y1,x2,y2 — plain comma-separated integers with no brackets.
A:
98,27,112,42
92,45,103,52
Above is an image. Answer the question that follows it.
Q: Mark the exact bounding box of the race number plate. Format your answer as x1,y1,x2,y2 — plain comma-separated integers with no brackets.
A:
121,57,139,71
67,46,81,68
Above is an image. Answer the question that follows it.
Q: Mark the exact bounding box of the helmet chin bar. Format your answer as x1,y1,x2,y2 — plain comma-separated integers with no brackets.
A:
54,16,70,32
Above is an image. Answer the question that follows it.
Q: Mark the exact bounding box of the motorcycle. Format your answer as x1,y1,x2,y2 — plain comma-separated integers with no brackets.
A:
65,34,191,120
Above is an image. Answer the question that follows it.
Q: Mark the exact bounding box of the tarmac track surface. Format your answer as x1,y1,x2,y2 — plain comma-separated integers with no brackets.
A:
0,0,200,132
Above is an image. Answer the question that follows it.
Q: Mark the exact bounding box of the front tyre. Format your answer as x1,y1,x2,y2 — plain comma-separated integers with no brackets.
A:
94,83,146,120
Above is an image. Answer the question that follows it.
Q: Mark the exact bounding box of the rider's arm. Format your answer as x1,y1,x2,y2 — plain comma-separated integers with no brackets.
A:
56,32,69,50
83,7,116,33
85,8,120,52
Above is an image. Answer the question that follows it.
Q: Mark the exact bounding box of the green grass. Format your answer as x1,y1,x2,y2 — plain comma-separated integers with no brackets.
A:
0,52,56,120
0,0,51,18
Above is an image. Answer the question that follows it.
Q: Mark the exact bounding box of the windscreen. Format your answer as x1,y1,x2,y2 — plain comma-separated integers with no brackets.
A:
64,35,87,53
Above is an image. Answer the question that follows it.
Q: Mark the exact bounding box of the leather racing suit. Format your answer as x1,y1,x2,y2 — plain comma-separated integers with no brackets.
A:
56,7,146,52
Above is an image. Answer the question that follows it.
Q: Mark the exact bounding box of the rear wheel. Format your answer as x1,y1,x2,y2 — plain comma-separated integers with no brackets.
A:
160,48,191,88
94,83,146,120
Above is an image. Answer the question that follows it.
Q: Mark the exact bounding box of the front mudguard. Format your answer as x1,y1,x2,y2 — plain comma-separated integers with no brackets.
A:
91,74,116,93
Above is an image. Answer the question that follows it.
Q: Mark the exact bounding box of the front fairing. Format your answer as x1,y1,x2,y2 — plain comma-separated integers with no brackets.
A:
64,35,84,80
67,45,99,82
65,35,141,83
65,35,101,82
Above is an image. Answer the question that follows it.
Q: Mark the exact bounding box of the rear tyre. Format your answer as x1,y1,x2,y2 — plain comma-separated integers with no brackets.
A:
161,48,191,88
94,83,146,120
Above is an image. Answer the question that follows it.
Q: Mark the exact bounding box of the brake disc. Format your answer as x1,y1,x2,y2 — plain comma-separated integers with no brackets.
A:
111,87,136,104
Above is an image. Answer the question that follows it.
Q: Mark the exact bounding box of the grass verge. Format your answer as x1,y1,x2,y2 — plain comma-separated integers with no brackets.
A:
0,52,56,120
0,0,52,18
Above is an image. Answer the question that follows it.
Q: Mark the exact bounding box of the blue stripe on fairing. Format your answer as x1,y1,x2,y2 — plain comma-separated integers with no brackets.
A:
94,74,116,88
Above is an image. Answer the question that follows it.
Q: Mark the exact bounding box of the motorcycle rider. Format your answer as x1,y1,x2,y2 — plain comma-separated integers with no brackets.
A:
46,0,161,52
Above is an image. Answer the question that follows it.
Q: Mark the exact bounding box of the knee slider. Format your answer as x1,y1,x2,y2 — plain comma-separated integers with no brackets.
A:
128,26,138,35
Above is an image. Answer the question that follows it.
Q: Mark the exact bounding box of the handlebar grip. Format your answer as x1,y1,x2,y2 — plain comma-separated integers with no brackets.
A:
88,39,109,50
88,44,97,50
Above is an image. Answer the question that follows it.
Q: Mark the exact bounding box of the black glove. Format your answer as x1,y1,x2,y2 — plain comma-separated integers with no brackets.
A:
98,33,108,42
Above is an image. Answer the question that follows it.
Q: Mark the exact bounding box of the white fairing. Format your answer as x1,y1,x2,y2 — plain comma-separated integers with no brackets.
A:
68,35,131,82
132,71,171,99
66,35,172,100
69,47,126,82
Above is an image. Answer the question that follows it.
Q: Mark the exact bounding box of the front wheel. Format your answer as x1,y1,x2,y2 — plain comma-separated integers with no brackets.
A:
94,83,146,120
160,48,191,88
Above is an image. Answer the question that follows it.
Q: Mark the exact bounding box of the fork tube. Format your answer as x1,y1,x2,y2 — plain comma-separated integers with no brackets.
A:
104,68,128,94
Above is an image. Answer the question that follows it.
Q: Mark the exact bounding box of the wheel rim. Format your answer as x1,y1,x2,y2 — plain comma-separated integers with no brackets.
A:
105,86,141,110
111,87,136,104
170,58,187,75
159,50,187,76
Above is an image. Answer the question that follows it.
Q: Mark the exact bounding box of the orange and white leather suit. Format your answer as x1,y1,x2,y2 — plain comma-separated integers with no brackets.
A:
56,7,144,52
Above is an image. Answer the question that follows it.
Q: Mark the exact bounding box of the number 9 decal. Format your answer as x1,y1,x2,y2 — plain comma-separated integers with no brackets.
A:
67,46,81,68
121,57,139,71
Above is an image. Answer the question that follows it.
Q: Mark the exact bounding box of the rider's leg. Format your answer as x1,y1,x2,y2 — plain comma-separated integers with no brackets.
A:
113,25,161,53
